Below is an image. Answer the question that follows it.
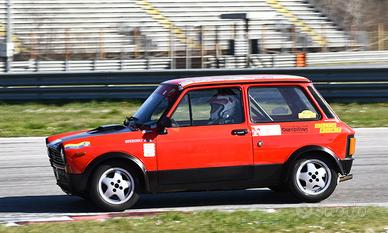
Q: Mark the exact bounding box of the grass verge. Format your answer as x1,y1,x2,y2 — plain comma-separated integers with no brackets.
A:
1,207,388,233
0,102,387,137
0,101,140,137
331,102,388,128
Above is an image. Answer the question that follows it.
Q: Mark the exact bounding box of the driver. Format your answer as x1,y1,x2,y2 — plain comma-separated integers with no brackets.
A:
208,91,241,125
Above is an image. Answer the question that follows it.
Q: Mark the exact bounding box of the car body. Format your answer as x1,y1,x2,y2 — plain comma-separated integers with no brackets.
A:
46,74,356,211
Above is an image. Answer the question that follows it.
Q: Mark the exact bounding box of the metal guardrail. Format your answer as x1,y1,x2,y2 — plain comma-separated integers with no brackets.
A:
1,51,388,73
1,66,388,101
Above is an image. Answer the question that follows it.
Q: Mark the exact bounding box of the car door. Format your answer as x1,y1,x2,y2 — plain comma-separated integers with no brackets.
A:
247,85,323,165
156,86,254,185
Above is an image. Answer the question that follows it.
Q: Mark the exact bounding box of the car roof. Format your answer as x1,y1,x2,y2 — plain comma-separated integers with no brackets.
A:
163,74,310,89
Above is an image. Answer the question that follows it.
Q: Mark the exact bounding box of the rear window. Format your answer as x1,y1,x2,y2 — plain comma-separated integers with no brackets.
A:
248,86,321,123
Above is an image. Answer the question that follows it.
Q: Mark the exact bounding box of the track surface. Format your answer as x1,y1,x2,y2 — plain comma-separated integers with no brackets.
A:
0,128,387,222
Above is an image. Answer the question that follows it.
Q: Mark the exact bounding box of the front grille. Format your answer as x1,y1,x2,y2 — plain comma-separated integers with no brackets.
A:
48,147,65,167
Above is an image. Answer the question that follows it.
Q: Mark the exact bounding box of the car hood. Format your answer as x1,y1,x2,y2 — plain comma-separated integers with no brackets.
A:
47,124,133,146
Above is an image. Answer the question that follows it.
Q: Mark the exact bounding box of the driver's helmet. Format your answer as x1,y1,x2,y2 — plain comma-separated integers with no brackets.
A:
208,93,240,124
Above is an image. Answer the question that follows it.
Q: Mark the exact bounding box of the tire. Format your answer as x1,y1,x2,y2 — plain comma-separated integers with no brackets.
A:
89,161,140,211
288,156,338,203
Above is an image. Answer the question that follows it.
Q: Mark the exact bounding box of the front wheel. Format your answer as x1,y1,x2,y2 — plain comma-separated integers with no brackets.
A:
89,162,140,211
288,157,338,202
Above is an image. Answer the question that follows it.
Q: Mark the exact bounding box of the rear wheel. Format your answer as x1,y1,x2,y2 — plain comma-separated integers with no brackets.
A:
288,157,338,202
89,162,140,211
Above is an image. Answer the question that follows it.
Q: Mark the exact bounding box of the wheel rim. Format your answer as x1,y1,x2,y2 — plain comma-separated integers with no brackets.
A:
98,167,135,205
295,159,332,196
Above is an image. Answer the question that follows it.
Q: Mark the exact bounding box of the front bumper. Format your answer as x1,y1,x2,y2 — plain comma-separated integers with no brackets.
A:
51,163,87,195
47,143,88,195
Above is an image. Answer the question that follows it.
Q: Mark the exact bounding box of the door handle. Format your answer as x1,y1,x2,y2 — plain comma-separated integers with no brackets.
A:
231,129,248,136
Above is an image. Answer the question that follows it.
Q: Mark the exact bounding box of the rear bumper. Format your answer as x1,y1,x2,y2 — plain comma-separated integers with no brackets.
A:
339,158,353,175
338,158,353,182
339,174,353,182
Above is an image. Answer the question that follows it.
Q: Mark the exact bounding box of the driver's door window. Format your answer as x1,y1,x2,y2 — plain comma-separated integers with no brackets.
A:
171,88,244,127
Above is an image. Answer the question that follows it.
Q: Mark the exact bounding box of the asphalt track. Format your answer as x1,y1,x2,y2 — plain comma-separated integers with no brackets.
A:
0,128,387,223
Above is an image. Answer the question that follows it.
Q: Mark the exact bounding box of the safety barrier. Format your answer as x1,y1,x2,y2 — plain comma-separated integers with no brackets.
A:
0,66,388,101
2,51,388,73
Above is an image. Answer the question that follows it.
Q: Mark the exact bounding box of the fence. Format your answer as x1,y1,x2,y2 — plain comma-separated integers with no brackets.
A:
1,66,388,102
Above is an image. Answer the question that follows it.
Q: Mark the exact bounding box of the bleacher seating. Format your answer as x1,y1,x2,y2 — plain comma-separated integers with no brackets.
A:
0,0,355,60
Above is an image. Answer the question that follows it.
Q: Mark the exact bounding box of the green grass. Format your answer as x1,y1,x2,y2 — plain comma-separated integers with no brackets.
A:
331,102,388,128
0,101,140,137
0,101,387,137
1,207,388,233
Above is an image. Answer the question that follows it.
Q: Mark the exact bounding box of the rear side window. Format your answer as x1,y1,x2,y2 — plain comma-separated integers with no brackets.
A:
308,86,336,119
248,86,321,123
171,87,244,127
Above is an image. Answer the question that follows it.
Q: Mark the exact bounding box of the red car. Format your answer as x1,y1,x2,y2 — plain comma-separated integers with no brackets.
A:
46,75,355,211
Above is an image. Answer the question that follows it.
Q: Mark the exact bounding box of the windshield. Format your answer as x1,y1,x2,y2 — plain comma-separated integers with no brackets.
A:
132,84,179,124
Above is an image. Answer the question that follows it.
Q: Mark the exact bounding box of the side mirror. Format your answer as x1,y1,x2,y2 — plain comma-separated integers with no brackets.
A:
158,116,172,134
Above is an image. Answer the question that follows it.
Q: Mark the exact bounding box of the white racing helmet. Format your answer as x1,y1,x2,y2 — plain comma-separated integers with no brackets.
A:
209,93,240,124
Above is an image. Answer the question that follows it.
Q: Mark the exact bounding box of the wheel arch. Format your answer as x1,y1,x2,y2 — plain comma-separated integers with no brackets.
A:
285,145,345,175
83,152,150,193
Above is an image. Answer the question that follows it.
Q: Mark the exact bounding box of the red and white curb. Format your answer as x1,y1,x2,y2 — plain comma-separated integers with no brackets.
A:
3,211,163,226
2,202,388,226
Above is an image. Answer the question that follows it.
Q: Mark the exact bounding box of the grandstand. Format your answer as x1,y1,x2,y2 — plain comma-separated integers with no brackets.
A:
0,0,370,71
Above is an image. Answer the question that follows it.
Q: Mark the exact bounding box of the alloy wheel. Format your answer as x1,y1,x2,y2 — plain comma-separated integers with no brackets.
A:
98,167,135,205
295,159,332,196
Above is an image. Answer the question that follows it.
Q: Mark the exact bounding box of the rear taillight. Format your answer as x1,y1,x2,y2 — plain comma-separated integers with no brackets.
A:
347,135,356,157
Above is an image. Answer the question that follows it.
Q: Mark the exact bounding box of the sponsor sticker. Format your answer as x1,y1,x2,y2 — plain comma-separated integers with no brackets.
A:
143,143,156,157
298,110,317,119
315,123,341,134
281,126,309,134
125,139,153,144
125,139,143,144
64,141,91,150
252,125,281,136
